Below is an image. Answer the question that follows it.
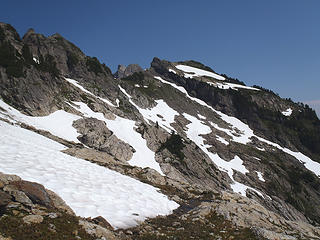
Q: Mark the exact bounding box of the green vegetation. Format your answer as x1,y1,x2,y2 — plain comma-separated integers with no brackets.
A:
21,44,34,66
133,211,262,240
0,27,5,41
220,73,245,86
0,210,95,240
86,56,104,75
159,132,185,160
36,54,60,77
102,63,112,75
66,51,79,69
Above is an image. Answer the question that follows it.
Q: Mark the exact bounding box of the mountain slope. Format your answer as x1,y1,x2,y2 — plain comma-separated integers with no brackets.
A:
0,23,320,240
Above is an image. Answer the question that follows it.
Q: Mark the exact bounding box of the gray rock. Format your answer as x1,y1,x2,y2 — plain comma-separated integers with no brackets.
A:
22,214,44,224
73,117,134,162
114,64,143,79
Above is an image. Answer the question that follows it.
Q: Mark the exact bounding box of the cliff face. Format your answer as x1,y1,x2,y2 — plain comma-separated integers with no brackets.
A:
0,23,320,240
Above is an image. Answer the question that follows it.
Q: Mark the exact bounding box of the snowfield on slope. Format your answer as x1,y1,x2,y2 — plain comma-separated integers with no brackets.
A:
183,113,264,197
175,64,225,80
119,86,179,133
70,101,165,175
0,99,81,143
0,121,178,229
155,76,320,178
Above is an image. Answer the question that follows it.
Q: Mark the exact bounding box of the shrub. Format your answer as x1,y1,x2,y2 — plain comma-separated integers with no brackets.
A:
66,51,79,69
86,56,103,75
0,27,5,41
36,54,60,77
159,132,185,160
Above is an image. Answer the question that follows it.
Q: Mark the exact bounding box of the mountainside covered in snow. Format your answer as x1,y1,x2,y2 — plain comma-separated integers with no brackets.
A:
0,22,320,240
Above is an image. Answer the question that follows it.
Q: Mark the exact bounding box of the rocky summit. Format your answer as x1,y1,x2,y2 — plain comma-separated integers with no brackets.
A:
0,22,320,240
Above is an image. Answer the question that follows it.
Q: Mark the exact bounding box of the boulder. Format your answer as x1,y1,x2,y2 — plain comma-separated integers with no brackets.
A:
22,214,44,224
8,181,52,207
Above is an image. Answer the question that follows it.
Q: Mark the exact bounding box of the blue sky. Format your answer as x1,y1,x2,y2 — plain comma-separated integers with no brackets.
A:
1,0,319,111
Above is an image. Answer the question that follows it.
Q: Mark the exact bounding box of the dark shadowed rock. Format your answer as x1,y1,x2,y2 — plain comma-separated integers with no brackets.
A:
9,181,53,207
0,190,11,207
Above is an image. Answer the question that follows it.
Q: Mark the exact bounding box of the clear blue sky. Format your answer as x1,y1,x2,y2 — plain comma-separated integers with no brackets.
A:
1,0,319,106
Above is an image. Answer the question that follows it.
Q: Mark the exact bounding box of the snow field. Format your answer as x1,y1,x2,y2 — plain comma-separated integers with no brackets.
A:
119,85,178,133
175,65,225,81
0,99,81,143
71,101,165,175
0,121,178,229
182,113,263,197
155,75,320,180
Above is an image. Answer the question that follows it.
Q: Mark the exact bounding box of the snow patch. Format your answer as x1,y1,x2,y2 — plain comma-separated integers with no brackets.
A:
32,57,40,64
119,85,178,133
71,102,165,176
0,121,178,229
183,113,263,197
282,108,292,116
0,99,81,143
216,136,229,145
169,69,176,74
65,78,115,107
175,64,225,80
197,114,206,120
208,81,259,91
256,171,265,182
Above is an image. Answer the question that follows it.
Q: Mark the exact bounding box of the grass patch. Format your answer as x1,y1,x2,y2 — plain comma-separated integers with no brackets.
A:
0,210,95,240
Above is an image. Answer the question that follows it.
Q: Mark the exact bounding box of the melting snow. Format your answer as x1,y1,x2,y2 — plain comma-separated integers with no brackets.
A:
0,121,178,229
65,78,115,107
208,81,259,91
183,113,263,197
168,69,176,74
0,99,81,143
175,65,225,80
32,57,40,64
282,108,293,116
216,136,229,145
155,75,320,179
119,86,178,133
256,171,265,182
197,114,206,120
71,102,165,175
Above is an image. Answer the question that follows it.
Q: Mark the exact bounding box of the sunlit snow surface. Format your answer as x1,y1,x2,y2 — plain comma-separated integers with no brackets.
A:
155,76,320,179
183,113,263,197
175,65,225,80
0,99,81,143
282,108,293,116
0,121,178,229
119,86,178,133
70,101,165,176
256,171,265,182
65,78,115,107
208,81,259,91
